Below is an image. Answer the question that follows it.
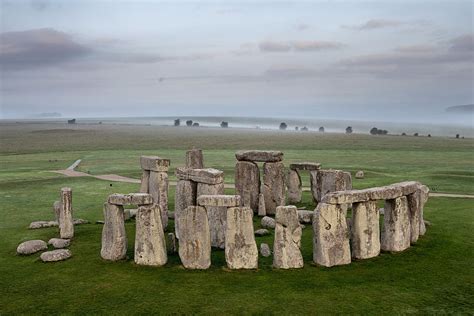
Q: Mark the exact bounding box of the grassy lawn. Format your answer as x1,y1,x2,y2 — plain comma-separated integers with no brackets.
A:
0,122,473,314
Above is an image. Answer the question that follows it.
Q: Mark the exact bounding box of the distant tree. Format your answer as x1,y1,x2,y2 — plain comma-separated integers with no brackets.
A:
456,134,460,139
414,133,419,137
186,120,193,127
382,130,388,135
402,132,407,136
68,119,76,124
174,119,180,126
221,121,229,128
319,126,325,133
301,126,309,131
370,127,378,135
346,126,353,134
192,122,199,127
279,122,288,130
428,134,431,138
295,126,299,131
376,129,388,135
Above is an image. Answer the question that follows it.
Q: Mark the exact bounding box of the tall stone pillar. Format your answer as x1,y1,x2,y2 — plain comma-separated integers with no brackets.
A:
287,169,302,204
262,162,286,215
351,201,380,259
197,182,225,249
273,206,303,269
225,207,258,269
135,204,167,266
381,196,410,252
186,148,204,169
314,169,352,202
174,180,197,239
101,202,127,261
59,187,74,239
235,161,260,212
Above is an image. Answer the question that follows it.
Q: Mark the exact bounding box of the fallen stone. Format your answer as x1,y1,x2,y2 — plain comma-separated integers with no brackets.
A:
260,243,271,257
225,207,258,269
107,193,132,205
40,249,72,262
351,201,380,259
289,162,321,171
140,156,170,172
178,206,211,269
262,162,286,215
355,170,365,179
287,169,302,204
139,170,150,193
297,210,313,224
129,193,153,205
174,180,197,239
258,193,266,216
235,150,283,162
135,204,167,266
29,221,58,229
255,228,270,236
273,206,303,269
235,161,260,212
48,238,70,249
59,187,74,239
197,195,241,207
167,233,177,254
101,202,127,261
261,216,276,229
96,220,105,225
175,167,224,184
186,148,204,169
381,196,411,252
17,240,48,255
148,171,169,229
197,182,226,249
424,220,432,227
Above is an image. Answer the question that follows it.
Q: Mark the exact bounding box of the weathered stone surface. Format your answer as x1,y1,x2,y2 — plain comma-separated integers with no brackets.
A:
261,216,276,229
258,193,266,216
48,238,70,249
108,193,132,205
186,148,204,169
139,170,150,193
149,171,169,229
407,192,421,244
59,187,74,239
197,195,241,207
101,203,127,261
17,240,47,255
73,218,89,225
351,201,380,259
40,249,72,262
53,201,61,222
225,207,258,269
287,169,302,204
260,243,271,257
235,161,260,212
309,170,318,203
255,229,270,236
174,180,197,239
129,193,153,205
289,162,321,171
176,167,224,184
135,204,167,266
140,155,170,172
298,210,313,224
273,206,303,269
166,233,177,254
322,181,422,205
197,182,226,249
313,203,351,267
418,185,430,236
262,162,286,215
381,196,411,252
178,206,211,269
314,170,352,202
355,170,365,179
128,209,138,218
235,150,283,162
29,221,58,229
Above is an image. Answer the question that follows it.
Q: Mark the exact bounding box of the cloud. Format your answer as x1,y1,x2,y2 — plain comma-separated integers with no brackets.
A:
259,41,291,52
449,34,473,52
259,40,343,52
395,45,436,53
0,28,90,70
295,23,310,31
345,19,403,30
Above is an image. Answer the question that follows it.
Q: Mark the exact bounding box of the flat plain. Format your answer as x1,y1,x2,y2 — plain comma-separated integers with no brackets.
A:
0,122,473,314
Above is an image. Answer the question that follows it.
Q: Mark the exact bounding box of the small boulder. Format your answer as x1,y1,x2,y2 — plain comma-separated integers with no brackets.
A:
96,220,105,224
255,229,270,237
73,218,89,225
261,216,276,229
48,238,70,249
355,171,365,179
379,208,385,215
17,240,48,255
40,249,72,262
29,221,58,229
424,220,432,227
297,210,313,224
260,243,271,257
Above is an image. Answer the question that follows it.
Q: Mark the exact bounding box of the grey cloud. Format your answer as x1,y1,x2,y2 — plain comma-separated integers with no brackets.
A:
295,23,310,31
395,45,436,53
345,19,403,30
449,34,473,52
259,41,291,52
259,40,343,52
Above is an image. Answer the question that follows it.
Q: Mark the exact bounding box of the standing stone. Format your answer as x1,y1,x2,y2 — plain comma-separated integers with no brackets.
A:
235,161,260,212
258,193,266,216
149,171,169,229
178,206,211,269
135,204,167,266
309,170,318,203
418,185,430,236
262,162,286,215
407,191,421,244
174,180,197,239
101,203,127,261
273,206,303,269
139,170,150,193
381,196,411,252
186,148,204,169
287,169,302,204
197,182,226,249
225,207,258,269
314,170,352,202
313,203,351,267
53,200,61,223
351,201,380,259
59,187,74,239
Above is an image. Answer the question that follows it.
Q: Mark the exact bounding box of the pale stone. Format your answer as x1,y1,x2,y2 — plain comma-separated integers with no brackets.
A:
235,161,260,212
148,171,169,229
140,155,170,172
298,210,313,224
197,182,226,249
258,193,266,216
197,195,241,207
178,206,211,269
355,171,365,179
262,162,286,215
29,221,58,229
287,169,302,204
59,187,74,239
48,238,70,249
313,203,351,267
255,229,270,236
174,180,197,239
108,193,131,205
176,167,224,184
139,170,150,193
289,162,321,171
40,249,72,262
73,218,89,225
381,197,411,252
261,216,276,229
273,206,303,269
407,192,421,244
53,200,61,222
235,150,283,162
314,170,352,202
129,193,153,205
351,201,380,259
419,185,430,236
101,203,127,261
186,148,204,169
260,243,271,257
225,207,258,269
166,233,177,254
309,170,318,203
135,204,167,266
17,240,47,255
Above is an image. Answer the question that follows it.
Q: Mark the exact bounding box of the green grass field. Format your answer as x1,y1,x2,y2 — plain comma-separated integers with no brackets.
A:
0,122,473,314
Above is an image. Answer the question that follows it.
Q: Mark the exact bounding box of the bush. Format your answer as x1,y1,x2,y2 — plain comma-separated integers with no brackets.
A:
279,122,287,130
186,120,193,127
346,126,353,134
220,121,229,128
174,119,180,126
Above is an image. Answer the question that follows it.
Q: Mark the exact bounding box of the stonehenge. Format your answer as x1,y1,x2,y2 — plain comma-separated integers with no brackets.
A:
273,206,303,269
287,162,321,204
225,207,258,269
135,204,167,266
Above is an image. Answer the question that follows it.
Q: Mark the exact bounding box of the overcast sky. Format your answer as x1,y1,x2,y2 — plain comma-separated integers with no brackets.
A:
0,0,473,121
